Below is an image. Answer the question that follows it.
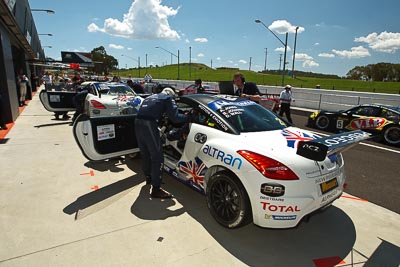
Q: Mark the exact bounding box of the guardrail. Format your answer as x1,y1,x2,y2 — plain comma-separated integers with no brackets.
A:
153,79,400,111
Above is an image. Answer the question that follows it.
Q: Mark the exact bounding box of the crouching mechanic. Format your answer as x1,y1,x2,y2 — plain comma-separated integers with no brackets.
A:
135,87,188,198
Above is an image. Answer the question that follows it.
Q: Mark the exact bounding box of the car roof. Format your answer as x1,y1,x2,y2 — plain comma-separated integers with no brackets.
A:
360,104,400,113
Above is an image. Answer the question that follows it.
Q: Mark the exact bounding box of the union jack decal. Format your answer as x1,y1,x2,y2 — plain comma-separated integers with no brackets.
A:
178,157,207,190
281,129,320,148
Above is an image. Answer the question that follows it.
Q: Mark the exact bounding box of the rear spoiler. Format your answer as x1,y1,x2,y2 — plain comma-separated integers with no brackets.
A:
296,130,372,161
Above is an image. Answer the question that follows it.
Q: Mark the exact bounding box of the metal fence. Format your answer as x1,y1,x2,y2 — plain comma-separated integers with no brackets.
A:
137,78,400,111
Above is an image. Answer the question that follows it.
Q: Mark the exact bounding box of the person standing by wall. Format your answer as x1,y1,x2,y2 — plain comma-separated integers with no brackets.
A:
41,71,52,91
279,85,294,123
31,72,39,91
16,69,29,107
195,79,204,93
0,92,8,130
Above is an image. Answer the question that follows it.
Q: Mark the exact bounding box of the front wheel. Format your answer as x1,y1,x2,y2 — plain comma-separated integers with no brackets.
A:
383,125,400,145
206,171,251,228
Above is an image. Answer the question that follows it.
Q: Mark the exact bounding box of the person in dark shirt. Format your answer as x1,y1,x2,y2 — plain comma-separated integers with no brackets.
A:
127,80,145,94
0,93,8,130
195,79,204,93
135,87,187,198
232,72,261,102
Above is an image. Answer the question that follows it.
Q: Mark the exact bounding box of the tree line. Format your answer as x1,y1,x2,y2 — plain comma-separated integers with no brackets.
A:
346,63,400,82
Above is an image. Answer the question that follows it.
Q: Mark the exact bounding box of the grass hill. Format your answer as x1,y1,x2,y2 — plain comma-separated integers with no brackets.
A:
117,63,400,94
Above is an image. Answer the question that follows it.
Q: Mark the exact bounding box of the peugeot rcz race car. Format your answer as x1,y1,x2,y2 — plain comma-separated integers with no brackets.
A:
73,94,370,229
307,104,400,146
40,82,145,118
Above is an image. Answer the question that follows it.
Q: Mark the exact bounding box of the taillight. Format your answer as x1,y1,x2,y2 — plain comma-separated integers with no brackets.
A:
90,100,107,109
237,150,299,180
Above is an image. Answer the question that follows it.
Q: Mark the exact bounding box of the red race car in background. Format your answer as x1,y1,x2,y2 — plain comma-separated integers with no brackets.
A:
178,84,219,96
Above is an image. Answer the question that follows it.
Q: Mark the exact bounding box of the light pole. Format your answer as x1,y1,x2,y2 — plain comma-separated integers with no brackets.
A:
121,54,141,77
264,48,268,72
155,46,180,80
38,33,53,36
249,57,252,71
42,46,52,48
31,9,55,14
189,46,192,79
292,26,299,78
255,19,288,86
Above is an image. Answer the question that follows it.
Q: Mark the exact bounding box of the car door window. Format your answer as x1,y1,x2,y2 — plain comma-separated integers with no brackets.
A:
353,106,381,116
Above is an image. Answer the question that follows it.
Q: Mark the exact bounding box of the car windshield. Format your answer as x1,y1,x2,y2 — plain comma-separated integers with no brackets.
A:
97,84,135,95
213,100,287,132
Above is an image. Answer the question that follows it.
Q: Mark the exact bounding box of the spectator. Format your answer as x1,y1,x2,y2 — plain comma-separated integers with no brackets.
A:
144,73,152,82
232,72,261,102
127,80,145,94
195,79,204,93
16,69,29,107
72,72,82,86
0,92,8,130
112,76,120,82
31,72,39,91
41,71,52,91
134,87,187,198
278,85,294,123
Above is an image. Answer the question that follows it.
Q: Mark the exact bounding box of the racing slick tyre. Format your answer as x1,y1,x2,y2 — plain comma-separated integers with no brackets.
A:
315,115,330,130
382,125,400,146
206,171,252,228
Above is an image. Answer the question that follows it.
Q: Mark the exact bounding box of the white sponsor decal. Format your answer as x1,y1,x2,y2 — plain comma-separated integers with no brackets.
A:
97,124,115,141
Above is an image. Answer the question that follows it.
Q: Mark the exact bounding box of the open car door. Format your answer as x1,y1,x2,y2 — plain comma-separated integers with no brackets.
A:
73,114,139,161
39,89,77,113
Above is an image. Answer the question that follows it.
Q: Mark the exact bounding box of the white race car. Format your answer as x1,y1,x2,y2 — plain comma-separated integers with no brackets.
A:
83,82,145,117
73,94,370,229
40,82,145,118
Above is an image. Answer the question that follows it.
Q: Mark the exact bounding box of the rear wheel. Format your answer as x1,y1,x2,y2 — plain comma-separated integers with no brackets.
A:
315,115,330,130
383,125,400,145
206,171,252,228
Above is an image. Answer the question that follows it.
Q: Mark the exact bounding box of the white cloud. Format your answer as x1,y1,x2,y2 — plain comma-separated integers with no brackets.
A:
238,59,247,64
185,38,190,43
295,53,319,68
275,46,291,52
332,46,371,58
303,60,319,67
109,44,124,49
228,60,234,64
268,20,305,35
194,37,208,43
318,53,335,58
127,47,133,50
87,0,180,40
355,31,400,53
314,42,320,46
216,57,221,60
197,53,205,57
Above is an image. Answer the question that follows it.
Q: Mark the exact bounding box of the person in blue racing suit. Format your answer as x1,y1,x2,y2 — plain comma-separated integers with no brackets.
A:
135,87,187,198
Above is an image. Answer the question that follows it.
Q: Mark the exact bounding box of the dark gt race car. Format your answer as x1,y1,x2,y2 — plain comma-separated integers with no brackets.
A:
307,104,400,146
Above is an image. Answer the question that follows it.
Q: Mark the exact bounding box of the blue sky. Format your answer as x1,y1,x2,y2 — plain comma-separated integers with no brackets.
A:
29,0,400,76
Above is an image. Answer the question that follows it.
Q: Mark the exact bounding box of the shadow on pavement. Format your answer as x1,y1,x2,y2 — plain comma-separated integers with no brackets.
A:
84,158,126,173
66,157,357,265
126,160,357,266
34,122,71,128
63,176,142,220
